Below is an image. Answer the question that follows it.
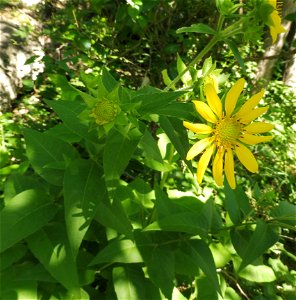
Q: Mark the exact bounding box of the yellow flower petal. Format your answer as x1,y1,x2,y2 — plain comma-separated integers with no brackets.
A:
269,11,286,43
243,122,274,134
225,149,236,189
225,78,246,116
239,106,269,124
239,134,273,145
183,121,213,134
186,137,213,160
197,143,215,184
204,84,223,118
235,89,265,119
193,101,218,123
235,142,258,173
213,149,225,186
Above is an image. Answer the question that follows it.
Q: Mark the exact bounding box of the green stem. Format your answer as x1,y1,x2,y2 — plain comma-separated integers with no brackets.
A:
164,35,220,91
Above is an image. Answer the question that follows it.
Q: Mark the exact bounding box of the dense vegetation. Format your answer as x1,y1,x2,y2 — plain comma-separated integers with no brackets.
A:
0,0,295,299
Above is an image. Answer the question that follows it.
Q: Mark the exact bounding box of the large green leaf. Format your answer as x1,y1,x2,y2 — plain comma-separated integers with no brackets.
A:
46,100,97,142
64,159,105,259
89,239,144,265
113,266,161,300
132,88,184,115
270,201,296,227
23,128,77,186
0,189,57,253
26,223,81,297
224,182,251,224
159,116,193,172
103,125,142,183
0,265,37,300
232,220,279,271
0,244,27,271
156,102,194,119
183,240,221,294
94,197,134,239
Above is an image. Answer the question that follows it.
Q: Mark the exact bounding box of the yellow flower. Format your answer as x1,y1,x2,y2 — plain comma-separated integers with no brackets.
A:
266,0,286,43
183,78,274,189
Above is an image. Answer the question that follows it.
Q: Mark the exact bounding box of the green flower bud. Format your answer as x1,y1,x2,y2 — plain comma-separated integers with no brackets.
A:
89,98,119,125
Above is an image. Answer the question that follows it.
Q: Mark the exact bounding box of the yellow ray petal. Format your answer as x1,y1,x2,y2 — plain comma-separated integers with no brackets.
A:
235,89,265,119
239,134,273,145
197,143,215,184
243,122,274,134
204,84,223,118
186,137,213,160
183,121,213,134
269,11,286,43
225,78,246,116
235,142,258,173
225,149,236,189
239,106,269,124
213,149,225,186
193,101,218,123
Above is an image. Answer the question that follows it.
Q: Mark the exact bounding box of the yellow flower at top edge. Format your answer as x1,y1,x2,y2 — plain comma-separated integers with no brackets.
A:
183,78,274,189
266,0,286,43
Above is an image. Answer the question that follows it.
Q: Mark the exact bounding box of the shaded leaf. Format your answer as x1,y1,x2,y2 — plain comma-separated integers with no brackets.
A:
23,128,77,186
0,189,57,253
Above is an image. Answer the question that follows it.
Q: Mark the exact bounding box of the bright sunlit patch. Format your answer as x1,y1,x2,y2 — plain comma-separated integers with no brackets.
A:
184,78,274,189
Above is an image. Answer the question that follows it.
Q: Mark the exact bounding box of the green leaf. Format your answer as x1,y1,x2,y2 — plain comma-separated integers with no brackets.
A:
64,159,105,259
132,88,184,115
235,220,279,271
224,182,251,224
270,201,296,226
144,246,175,299
49,74,79,101
89,239,144,265
4,174,46,202
177,54,191,85
237,264,276,282
0,244,27,271
138,129,163,163
0,189,57,253
144,212,208,235
225,39,246,73
184,240,221,294
95,198,134,239
196,276,218,300
202,56,213,76
159,116,193,172
113,265,161,300
102,68,120,92
176,23,216,35
26,223,80,296
23,128,77,186
156,102,194,119
103,125,142,183
46,100,97,142
161,69,175,89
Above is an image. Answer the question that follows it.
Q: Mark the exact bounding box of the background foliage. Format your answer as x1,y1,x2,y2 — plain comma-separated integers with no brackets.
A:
0,0,295,299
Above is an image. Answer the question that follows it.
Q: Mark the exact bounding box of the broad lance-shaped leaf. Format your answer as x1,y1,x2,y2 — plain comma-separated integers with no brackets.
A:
159,116,193,172
103,125,142,183
23,128,77,186
183,240,221,295
64,159,106,259
26,223,81,297
46,100,97,142
236,220,279,271
132,87,184,115
113,266,161,300
0,189,57,253
225,39,246,73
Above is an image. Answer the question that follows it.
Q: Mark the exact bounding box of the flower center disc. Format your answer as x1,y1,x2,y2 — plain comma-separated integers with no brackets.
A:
90,99,118,125
214,117,241,148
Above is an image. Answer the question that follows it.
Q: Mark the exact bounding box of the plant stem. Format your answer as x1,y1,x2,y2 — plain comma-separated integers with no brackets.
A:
164,36,220,91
